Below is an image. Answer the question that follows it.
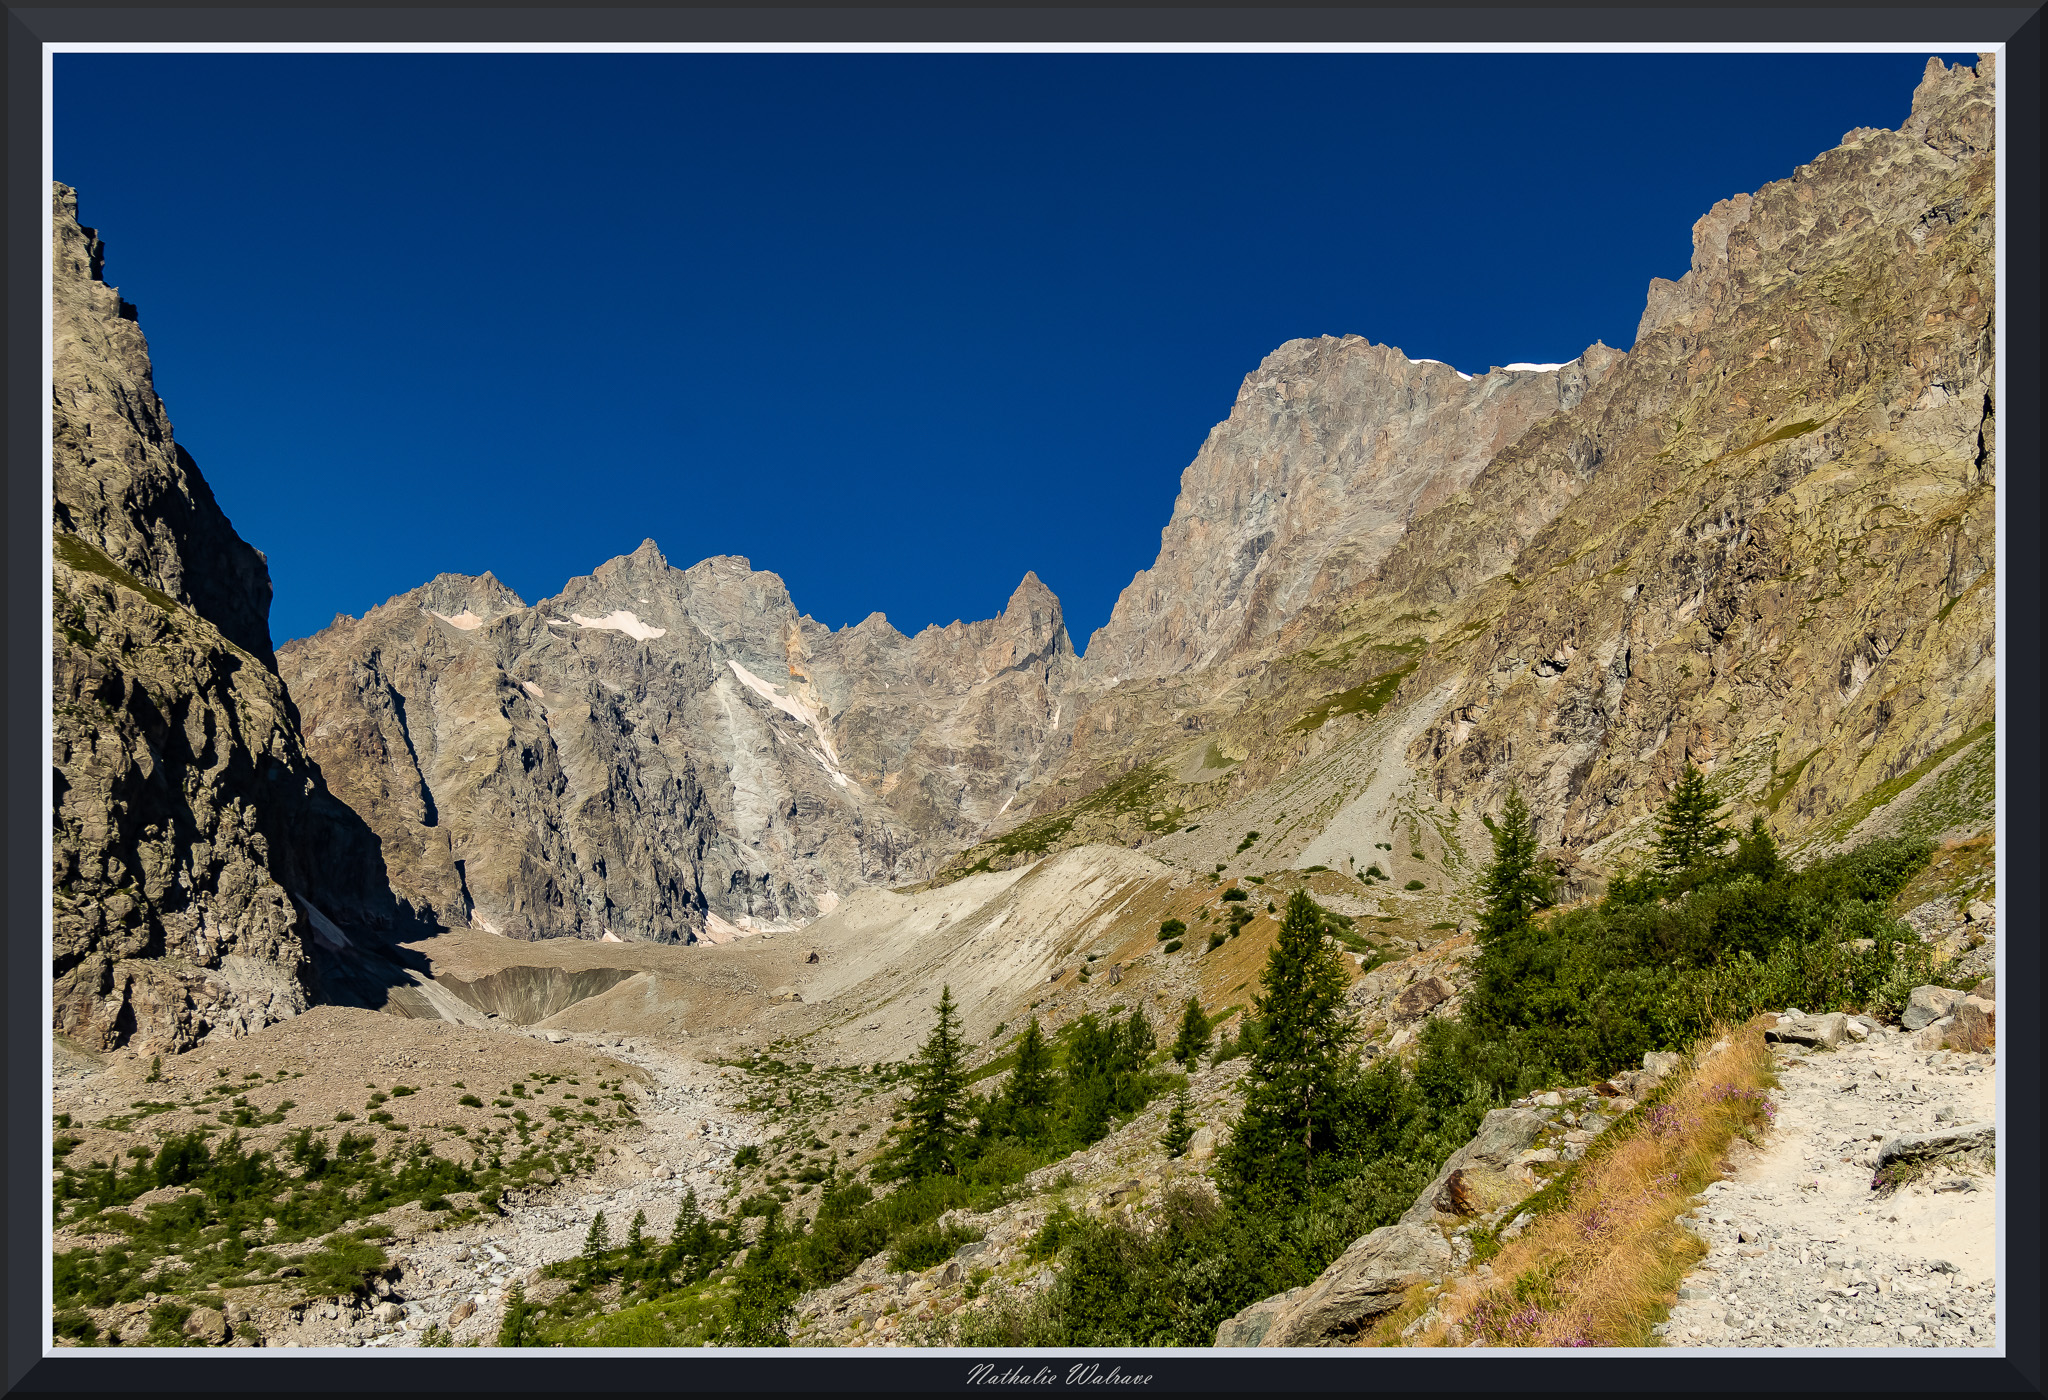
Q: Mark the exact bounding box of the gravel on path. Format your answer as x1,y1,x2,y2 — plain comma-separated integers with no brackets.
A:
1658,1023,1997,1349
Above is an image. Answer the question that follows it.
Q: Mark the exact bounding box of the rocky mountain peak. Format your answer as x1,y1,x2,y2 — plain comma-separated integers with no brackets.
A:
52,184,405,1052
51,183,278,666
1081,332,1617,682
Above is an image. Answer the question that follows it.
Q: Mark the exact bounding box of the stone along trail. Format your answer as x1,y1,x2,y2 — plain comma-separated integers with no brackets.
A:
1659,1022,1997,1348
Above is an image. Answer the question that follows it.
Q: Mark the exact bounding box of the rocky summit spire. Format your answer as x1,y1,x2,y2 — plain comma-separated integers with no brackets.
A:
50,183,407,1054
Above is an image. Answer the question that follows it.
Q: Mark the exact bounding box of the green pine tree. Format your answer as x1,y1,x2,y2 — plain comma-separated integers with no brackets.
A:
1728,813,1781,882
1655,763,1733,876
723,1208,800,1346
627,1208,647,1256
582,1210,610,1278
881,986,969,1179
1216,890,1358,1207
496,1279,531,1346
1003,1018,1055,1124
1169,997,1211,1070
1160,1088,1195,1158
1477,787,1551,945
670,1187,701,1245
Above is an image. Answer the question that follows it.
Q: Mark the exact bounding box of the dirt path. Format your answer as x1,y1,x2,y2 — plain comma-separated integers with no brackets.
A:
1659,1022,1998,1348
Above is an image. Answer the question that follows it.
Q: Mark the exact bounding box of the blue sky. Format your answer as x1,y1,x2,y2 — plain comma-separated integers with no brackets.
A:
53,52,1977,650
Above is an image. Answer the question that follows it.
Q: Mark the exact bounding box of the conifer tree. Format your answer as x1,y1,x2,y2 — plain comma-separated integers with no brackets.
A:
1169,997,1211,1070
1160,1088,1195,1158
1001,1017,1055,1133
627,1208,647,1256
881,986,969,1179
1655,763,1733,876
1217,890,1357,1206
1477,787,1550,945
723,1208,799,1346
1728,813,1781,882
582,1210,610,1278
670,1188,701,1244
497,1279,531,1346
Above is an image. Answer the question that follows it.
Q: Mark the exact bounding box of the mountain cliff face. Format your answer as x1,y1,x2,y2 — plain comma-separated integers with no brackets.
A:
277,547,1076,943
1081,339,1623,685
50,184,404,1054
945,54,1997,885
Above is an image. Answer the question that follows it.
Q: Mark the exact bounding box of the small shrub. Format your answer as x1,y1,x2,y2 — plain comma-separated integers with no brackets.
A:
733,1145,763,1169
1158,919,1187,942
1404,879,1426,891
1027,1205,1083,1262
458,1095,484,1108
1164,940,1183,954
888,1222,977,1272
1206,932,1226,952
1221,888,1249,903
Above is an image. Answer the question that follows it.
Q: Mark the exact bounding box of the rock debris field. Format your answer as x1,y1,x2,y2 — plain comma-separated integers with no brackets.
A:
1659,1018,1997,1349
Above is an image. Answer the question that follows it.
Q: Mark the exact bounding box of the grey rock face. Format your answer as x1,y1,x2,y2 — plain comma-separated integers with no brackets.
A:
1083,339,1620,684
1876,1123,1995,1171
1214,1286,1305,1347
1217,1224,1451,1347
50,184,405,1054
280,548,1077,942
1400,1107,1547,1227
1902,985,1965,1031
51,185,275,665
1767,1012,1848,1048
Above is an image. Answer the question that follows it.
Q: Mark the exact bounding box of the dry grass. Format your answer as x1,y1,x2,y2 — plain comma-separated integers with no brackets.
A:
1377,1020,1778,1349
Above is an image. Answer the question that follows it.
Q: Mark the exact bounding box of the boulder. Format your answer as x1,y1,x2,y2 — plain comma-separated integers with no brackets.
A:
1400,1108,1546,1226
371,1301,405,1326
1970,975,1995,1000
1435,1164,1535,1218
1876,1123,1995,1171
805,949,820,964
1221,1224,1453,1347
1902,986,1964,1030
543,1030,570,1044
182,1306,229,1344
1215,1287,1306,1347
1392,976,1452,1022
1963,899,1994,923
1641,1050,1685,1082
1767,1012,1847,1048
1949,997,1995,1047
449,1299,477,1325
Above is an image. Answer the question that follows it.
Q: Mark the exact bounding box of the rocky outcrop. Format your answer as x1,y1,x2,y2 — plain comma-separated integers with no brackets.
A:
1379,54,1999,857
973,54,1998,881
1399,1108,1549,1229
50,184,404,1054
1216,1223,1452,1347
1083,340,1622,685
279,548,1077,942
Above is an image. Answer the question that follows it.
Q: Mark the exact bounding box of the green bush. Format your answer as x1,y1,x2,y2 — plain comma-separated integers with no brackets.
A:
732,1145,762,1169
887,1221,977,1272
1157,919,1186,941
1163,940,1183,954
